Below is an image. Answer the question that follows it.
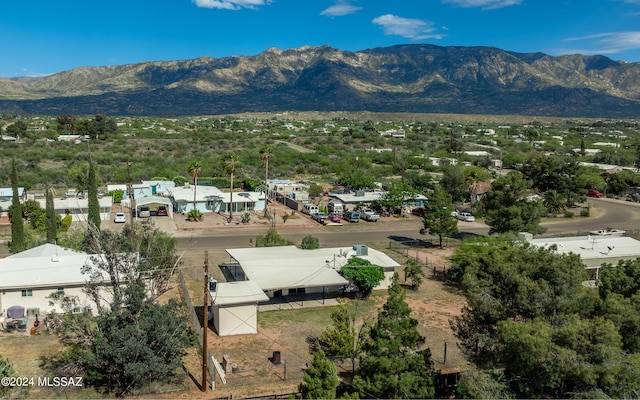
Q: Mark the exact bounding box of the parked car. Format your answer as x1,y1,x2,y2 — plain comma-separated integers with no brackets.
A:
587,189,603,198
156,205,168,216
358,208,380,222
412,207,427,217
114,212,126,223
311,212,329,223
328,212,342,223
138,205,150,218
456,212,475,222
343,211,360,222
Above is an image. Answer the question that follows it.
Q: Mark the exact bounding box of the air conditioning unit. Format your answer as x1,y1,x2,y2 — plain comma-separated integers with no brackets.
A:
353,244,368,256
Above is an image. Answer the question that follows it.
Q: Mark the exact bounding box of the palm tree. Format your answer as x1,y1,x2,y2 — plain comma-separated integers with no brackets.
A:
187,161,202,214
259,145,273,201
222,153,239,221
544,189,565,215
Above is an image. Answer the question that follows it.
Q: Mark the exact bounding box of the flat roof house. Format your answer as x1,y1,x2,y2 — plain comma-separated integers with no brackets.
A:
0,244,111,318
224,245,400,300
527,235,640,278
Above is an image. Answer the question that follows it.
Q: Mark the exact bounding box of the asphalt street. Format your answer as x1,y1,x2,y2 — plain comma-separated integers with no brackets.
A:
176,198,640,254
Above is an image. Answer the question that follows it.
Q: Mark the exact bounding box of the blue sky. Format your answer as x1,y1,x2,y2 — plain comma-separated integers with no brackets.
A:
2,0,640,77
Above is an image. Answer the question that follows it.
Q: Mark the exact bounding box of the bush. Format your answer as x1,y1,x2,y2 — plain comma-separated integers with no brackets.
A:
187,209,203,221
580,209,590,217
564,211,574,218
241,212,251,224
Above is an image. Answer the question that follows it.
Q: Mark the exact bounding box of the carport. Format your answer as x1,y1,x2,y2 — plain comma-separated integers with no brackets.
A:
134,196,174,219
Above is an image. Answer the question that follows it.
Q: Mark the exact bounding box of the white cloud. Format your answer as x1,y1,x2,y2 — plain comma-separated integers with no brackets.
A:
561,31,640,55
372,14,443,40
193,0,272,10
320,1,363,17
443,0,521,10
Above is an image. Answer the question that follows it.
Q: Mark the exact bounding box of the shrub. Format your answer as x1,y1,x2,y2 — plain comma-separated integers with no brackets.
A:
580,209,590,217
187,209,203,221
564,211,574,218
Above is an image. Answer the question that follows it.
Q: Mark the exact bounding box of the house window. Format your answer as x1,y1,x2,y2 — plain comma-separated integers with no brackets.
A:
57,287,65,294
21,289,33,297
289,288,306,295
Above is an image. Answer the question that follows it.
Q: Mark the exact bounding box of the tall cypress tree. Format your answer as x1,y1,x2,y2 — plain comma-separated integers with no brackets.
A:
87,157,101,230
45,185,57,243
9,158,25,253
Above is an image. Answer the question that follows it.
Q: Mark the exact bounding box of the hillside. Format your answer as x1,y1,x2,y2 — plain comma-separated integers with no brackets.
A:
1,44,640,117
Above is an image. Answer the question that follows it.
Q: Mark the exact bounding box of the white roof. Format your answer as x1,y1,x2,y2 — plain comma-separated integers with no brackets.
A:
0,244,94,289
210,280,269,306
37,197,113,210
226,245,399,291
168,185,223,202
169,186,265,204
529,236,640,262
0,187,24,197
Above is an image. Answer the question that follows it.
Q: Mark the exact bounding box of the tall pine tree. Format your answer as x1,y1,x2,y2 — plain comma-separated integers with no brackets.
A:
299,347,339,399
353,274,435,399
45,185,57,243
87,157,101,230
9,158,25,253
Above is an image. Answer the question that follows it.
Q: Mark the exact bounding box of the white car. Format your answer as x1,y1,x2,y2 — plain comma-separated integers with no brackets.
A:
114,212,126,223
456,212,475,222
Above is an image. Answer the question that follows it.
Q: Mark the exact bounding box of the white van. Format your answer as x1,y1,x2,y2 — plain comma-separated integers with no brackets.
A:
327,201,344,214
302,204,319,215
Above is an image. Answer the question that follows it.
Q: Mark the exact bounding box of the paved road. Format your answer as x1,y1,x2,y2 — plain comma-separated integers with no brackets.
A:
176,198,640,255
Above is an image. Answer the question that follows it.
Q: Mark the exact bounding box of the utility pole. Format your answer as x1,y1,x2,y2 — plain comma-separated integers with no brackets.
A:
202,251,209,392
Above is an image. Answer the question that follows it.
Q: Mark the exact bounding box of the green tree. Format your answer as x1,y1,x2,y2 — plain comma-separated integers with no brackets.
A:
45,186,57,242
308,183,324,198
43,223,191,396
255,228,294,247
5,120,27,139
403,260,425,290
439,164,467,202
340,258,385,298
299,347,339,400
57,114,77,133
222,152,239,221
319,303,370,374
87,158,101,230
479,171,547,234
9,158,25,253
543,189,565,215
300,235,320,249
419,189,458,248
374,181,417,216
456,368,514,399
353,276,435,399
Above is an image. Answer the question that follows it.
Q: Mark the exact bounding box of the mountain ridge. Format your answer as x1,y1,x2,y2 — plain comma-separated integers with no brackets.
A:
1,44,639,117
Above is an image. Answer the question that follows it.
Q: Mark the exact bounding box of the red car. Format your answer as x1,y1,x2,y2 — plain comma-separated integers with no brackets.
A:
587,189,603,198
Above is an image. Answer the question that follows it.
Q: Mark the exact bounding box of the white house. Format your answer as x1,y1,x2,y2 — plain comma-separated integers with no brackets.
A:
210,280,268,336
0,244,110,318
224,245,400,301
169,185,266,215
527,235,640,272
36,196,113,221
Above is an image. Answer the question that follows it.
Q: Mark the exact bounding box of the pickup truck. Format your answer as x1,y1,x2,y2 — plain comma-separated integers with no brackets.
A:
358,208,380,222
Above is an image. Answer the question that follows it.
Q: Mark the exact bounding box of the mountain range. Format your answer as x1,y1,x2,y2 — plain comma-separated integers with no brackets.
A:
1,44,640,118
